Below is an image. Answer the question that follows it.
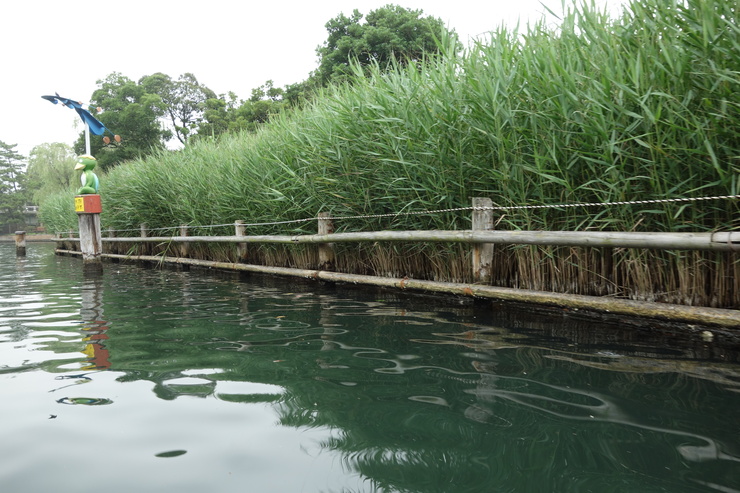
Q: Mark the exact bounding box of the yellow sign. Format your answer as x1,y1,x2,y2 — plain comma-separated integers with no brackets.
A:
75,197,84,212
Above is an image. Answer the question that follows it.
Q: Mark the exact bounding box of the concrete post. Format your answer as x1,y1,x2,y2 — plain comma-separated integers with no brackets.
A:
140,223,149,256
318,212,335,271
472,197,494,283
180,225,190,258
235,220,248,262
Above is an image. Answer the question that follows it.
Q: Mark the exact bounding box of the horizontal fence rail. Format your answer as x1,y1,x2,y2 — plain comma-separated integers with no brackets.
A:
57,230,740,251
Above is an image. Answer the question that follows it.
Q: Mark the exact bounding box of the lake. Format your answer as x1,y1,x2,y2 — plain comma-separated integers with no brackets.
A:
1,243,739,492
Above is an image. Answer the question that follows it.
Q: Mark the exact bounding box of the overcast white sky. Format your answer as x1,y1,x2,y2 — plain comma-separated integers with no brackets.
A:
1,0,629,159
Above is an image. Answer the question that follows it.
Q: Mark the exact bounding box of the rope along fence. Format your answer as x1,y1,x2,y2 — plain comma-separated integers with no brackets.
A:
60,194,740,237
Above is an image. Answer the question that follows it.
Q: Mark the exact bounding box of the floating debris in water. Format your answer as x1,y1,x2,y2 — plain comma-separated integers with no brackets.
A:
155,450,187,458
55,373,93,381
595,351,621,357
56,397,113,406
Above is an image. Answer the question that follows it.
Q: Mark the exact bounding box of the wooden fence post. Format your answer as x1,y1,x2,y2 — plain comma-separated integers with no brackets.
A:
106,228,114,255
15,230,26,257
472,197,494,283
140,223,149,256
68,231,76,253
79,216,102,270
107,228,121,260
235,220,248,262
78,215,103,272
75,194,103,272
318,212,335,271
62,231,72,253
180,225,190,258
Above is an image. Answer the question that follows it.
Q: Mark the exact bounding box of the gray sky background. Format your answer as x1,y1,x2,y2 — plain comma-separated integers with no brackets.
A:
2,0,629,159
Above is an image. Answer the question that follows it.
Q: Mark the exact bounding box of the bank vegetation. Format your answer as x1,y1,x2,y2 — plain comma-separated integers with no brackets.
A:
41,0,739,308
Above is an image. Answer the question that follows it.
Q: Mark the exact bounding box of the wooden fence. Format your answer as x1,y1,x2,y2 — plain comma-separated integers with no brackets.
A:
51,199,740,328
57,212,740,281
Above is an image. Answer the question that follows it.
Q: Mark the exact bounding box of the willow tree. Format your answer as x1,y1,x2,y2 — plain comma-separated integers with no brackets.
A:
26,143,77,203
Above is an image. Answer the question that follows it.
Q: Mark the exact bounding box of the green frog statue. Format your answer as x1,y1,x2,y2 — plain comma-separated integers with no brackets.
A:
75,155,100,195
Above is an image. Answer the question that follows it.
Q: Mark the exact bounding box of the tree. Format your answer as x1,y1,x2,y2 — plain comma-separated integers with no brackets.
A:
283,78,321,108
250,80,284,103
315,5,455,85
195,81,289,141
77,72,170,170
140,72,217,145
26,143,77,204
242,80,285,127
197,92,243,140
0,141,27,233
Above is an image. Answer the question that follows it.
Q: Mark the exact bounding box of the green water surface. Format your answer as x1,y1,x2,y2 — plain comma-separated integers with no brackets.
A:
1,244,738,493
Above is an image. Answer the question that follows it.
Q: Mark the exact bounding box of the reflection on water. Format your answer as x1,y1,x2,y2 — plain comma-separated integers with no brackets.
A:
1,243,739,493
56,396,113,406
79,275,111,370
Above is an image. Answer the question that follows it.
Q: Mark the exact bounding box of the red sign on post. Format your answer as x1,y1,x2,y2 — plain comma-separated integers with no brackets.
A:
75,194,102,214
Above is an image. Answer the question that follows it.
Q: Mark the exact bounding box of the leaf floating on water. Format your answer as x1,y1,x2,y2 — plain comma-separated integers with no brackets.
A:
155,450,187,458
56,397,113,406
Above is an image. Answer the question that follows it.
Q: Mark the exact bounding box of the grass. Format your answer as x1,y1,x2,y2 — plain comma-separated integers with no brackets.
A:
39,0,739,307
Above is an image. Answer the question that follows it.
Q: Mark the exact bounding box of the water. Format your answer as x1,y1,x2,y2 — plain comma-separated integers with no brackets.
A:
1,244,739,493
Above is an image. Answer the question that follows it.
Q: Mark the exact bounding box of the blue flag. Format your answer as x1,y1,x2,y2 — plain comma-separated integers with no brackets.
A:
41,94,110,136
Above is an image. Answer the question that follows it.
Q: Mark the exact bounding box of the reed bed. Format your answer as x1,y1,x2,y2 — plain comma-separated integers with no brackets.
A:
41,0,739,307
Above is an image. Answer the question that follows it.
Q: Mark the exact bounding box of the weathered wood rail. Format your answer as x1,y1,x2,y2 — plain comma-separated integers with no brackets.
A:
93,229,740,250
58,226,740,283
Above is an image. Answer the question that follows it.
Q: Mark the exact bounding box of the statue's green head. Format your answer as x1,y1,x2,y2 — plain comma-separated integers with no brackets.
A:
74,155,97,171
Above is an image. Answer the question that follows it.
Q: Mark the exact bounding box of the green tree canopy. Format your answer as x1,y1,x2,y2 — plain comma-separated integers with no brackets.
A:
197,92,243,140
77,72,169,171
242,80,285,126
195,81,287,141
26,143,77,203
79,72,220,167
315,4,455,84
140,72,217,145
